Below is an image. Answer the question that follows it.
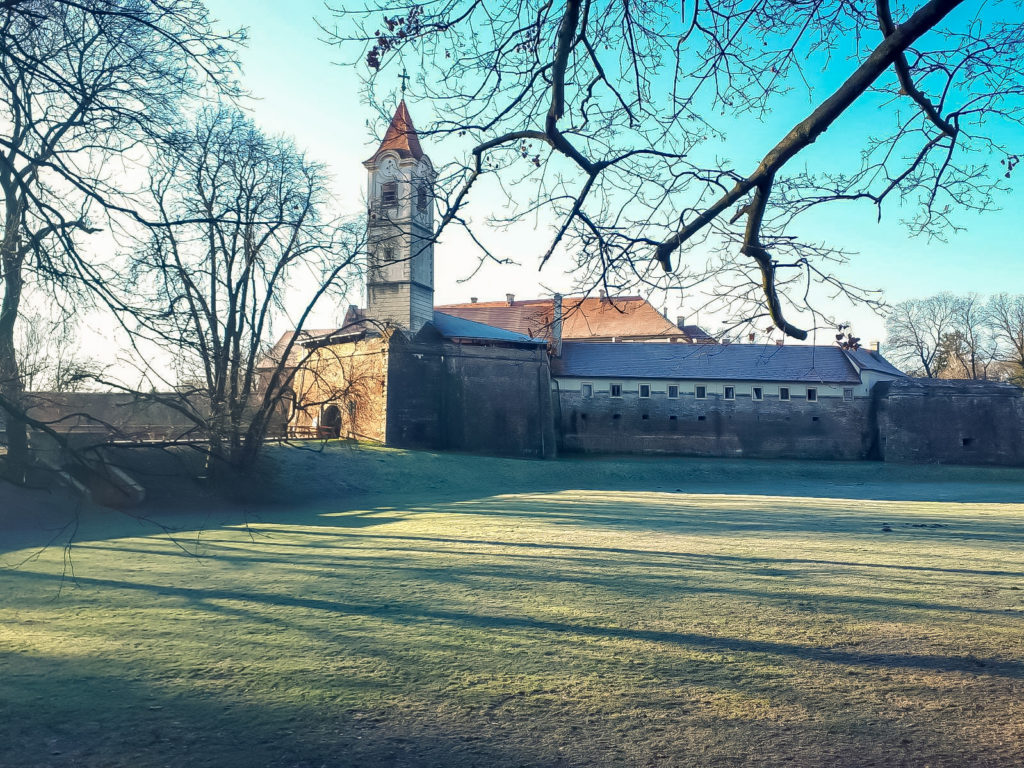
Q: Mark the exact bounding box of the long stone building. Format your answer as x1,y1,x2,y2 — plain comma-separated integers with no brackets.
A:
271,101,1024,467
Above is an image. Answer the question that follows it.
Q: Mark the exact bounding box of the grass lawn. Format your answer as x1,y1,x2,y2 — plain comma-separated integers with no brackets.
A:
2,445,1023,767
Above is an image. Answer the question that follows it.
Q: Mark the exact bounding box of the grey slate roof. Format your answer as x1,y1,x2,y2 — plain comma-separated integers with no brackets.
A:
845,348,907,377
552,342,882,383
432,311,547,345
680,324,715,342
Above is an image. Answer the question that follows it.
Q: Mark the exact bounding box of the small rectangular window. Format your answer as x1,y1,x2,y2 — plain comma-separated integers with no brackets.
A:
752,387,763,401
724,386,735,400
610,383,622,397
695,385,706,399
807,388,817,402
639,384,651,398
843,387,854,401
667,384,679,399
779,387,790,401
581,383,593,398
381,181,398,207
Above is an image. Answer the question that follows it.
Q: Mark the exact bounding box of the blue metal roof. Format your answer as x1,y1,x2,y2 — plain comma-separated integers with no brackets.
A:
552,342,877,383
432,311,547,345
845,348,907,377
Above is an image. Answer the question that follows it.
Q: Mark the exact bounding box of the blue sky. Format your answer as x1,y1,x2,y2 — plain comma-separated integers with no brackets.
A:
203,0,1023,344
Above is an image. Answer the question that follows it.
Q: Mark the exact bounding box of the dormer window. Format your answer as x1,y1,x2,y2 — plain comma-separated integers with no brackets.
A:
381,182,397,208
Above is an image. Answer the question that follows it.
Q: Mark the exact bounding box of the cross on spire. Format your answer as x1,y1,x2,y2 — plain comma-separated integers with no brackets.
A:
398,67,410,98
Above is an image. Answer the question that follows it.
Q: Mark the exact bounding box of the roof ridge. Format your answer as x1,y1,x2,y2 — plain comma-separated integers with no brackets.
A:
438,294,647,307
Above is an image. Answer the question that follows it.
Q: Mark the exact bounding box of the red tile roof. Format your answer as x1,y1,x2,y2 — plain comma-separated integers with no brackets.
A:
371,100,423,160
436,296,709,343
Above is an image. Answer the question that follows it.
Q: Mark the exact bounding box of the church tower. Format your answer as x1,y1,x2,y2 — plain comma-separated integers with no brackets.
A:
362,100,435,334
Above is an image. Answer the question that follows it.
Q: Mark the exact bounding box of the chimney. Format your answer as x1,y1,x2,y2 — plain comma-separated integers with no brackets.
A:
676,315,686,330
470,297,478,304
599,289,607,302
748,332,755,343
776,339,784,346
552,293,563,357
870,340,881,353
506,293,515,306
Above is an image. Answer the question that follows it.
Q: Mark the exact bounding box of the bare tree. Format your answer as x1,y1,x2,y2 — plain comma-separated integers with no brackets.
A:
0,0,241,480
933,294,998,379
113,106,362,477
325,0,1021,338
884,293,959,377
985,293,1024,385
16,309,99,392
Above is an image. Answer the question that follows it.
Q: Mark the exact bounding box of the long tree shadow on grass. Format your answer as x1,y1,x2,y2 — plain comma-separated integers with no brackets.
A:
67,538,1024,620
6,569,1023,680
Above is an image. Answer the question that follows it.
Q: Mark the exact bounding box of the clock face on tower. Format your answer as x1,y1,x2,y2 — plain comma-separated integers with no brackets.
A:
379,157,399,179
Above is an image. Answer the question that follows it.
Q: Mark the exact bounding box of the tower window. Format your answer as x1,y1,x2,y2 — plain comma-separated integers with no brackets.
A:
381,182,398,207
417,184,428,211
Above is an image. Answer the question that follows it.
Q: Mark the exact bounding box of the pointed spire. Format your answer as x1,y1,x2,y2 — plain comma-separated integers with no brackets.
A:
372,100,423,160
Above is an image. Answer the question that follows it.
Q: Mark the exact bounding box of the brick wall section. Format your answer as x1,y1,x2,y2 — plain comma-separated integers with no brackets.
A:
556,384,874,460
875,379,1024,466
290,338,388,442
8,392,290,450
17,392,200,443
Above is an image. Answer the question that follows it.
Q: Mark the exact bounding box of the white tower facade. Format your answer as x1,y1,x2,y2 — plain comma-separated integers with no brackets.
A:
362,101,435,334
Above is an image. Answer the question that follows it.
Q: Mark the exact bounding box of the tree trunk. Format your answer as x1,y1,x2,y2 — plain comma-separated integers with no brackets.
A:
0,246,28,481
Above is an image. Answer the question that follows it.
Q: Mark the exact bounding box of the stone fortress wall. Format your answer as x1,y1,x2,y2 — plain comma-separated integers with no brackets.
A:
553,376,1024,466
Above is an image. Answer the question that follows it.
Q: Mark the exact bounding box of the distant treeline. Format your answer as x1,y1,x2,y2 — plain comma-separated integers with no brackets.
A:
885,294,1024,384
